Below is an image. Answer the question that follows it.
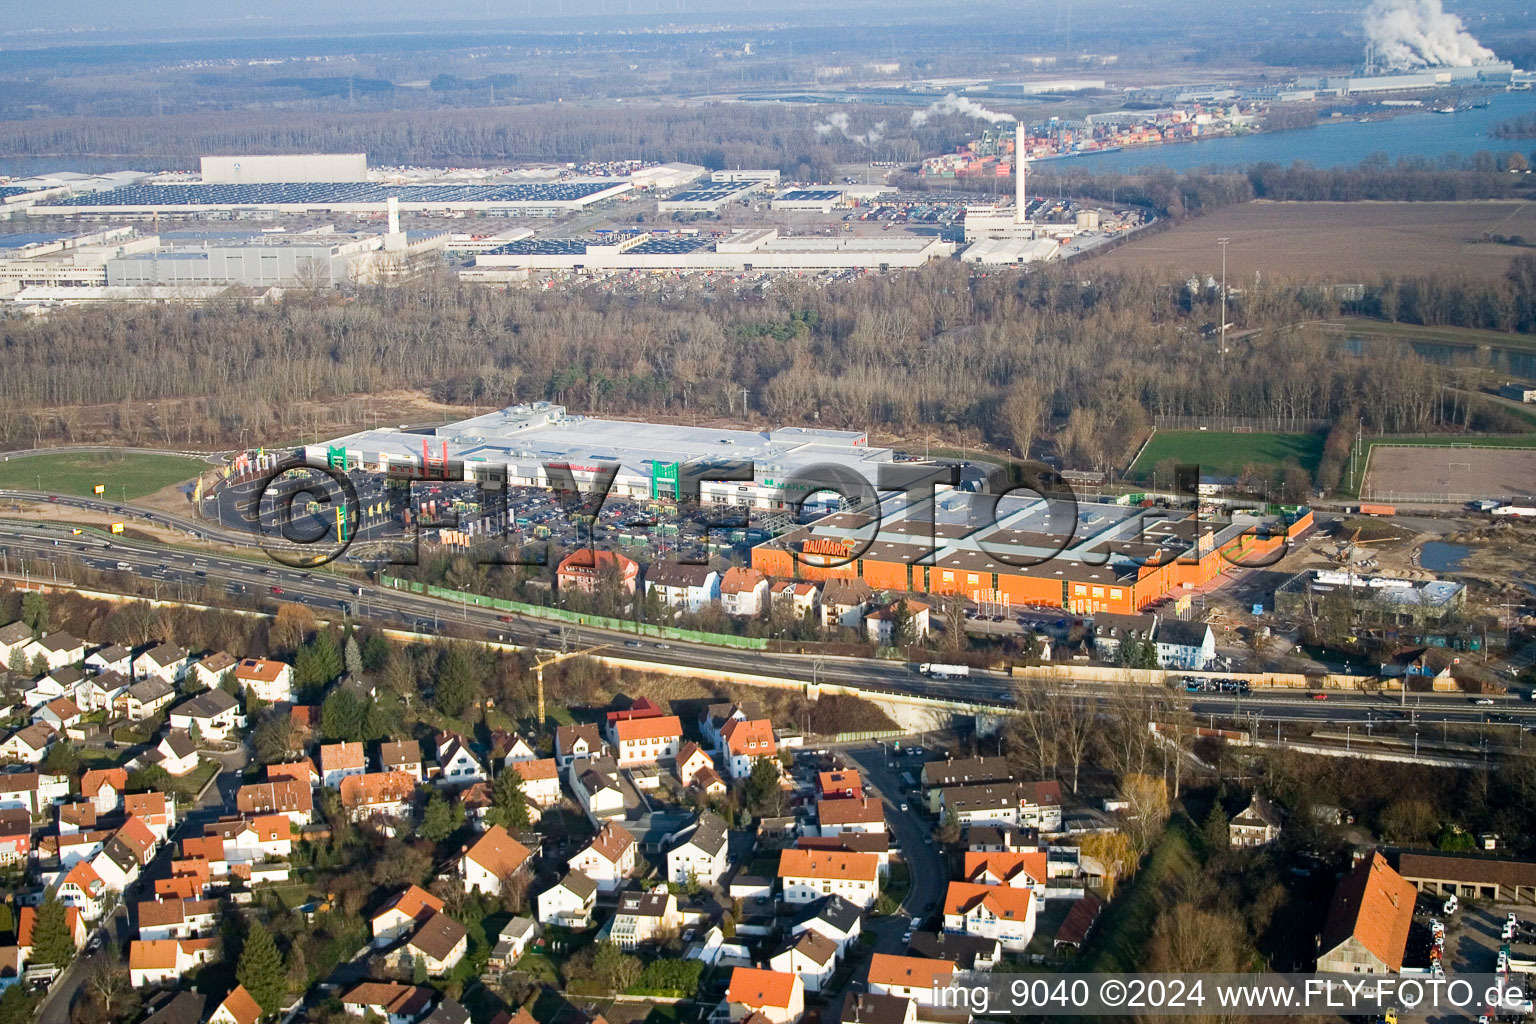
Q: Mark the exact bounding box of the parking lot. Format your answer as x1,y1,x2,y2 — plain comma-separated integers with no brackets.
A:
1416,895,1536,1022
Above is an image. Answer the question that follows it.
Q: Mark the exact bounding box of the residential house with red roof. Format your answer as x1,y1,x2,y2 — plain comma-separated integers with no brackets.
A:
612,715,682,767
721,718,777,779
1316,852,1417,974
725,967,805,1024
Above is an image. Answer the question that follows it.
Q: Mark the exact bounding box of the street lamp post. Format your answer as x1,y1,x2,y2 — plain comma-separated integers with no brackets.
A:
1217,237,1230,364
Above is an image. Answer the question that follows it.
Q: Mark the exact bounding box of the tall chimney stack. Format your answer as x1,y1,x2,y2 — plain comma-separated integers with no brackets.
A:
387,195,401,236
1014,121,1028,225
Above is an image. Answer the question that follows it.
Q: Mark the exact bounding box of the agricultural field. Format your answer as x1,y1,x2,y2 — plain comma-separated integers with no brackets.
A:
0,451,206,500
1092,200,1536,281
1130,429,1325,481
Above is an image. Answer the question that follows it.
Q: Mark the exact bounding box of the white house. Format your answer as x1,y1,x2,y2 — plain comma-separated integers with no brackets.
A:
675,743,716,788
206,815,292,864
84,644,133,677
768,930,837,992
777,849,879,909
319,741,368,789
536,871,598,928
391,911,468,977
554,724,605,769
643,562,720,613
148,731,201,777
75,671,129,713
719,567,770,617
864,601,931,645
57,860,108,921
379,740,424,781
571,760,626,822
790,895,864,955
133,644,189,684
433,733,487,788
725,967,805,1024
34,696,82,732
128,938,219,987
569,822,636,893
866,954,956,1007
209,986,262,1024
501,735,537,765
339,983,433,1024
232,658,294,704
24,633,85,672
720,718,778,780
120,678,175,721
770,581,821,619
0,723,55,764
507,759,561,807
168,690,242,741
80,768,127,816
372,885,445,947
0,623,32,667
816,797,886,837
486,917,536,972
611,715,682,767
339,772,416,824
609,890,680,950
459,825,533,896
666,812,729,887
1154,620,1217,670
941,881,1038,951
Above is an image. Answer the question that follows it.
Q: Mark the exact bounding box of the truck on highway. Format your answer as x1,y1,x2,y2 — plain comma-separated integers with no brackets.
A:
1353,503,1396,516
919,663,970,679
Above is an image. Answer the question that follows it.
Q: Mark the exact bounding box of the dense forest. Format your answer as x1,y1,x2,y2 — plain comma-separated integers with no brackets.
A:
3,255,1532,485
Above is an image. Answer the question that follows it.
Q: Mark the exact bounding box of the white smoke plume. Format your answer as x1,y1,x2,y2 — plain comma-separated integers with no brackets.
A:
910,93,1016,128
1363,0,1495,69
815,112,887,147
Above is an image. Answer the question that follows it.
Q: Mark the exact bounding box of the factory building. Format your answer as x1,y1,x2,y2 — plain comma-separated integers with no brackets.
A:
711,169,782,186
470,228,951,274
199,154,368,184
33,179,632,217
627,163,707,190
308,403,889,511
0,227,156,295
655,179,766,213
768,186,894,213
958,237,1060,265
1274,569,1466,625
105,229,446,289
751,492,1312,615
1295,61,1514,95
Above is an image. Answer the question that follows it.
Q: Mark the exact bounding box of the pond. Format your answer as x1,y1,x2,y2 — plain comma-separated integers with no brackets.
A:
1419,541,1470,573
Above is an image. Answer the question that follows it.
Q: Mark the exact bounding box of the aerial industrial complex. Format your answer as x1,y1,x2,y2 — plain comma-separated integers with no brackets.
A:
311,403,1312,615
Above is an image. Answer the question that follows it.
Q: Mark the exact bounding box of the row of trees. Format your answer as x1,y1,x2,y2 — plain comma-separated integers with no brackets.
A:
4,256,1532,479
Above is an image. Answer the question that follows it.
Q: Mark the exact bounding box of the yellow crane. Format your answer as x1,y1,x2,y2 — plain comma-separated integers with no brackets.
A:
531,644,608,725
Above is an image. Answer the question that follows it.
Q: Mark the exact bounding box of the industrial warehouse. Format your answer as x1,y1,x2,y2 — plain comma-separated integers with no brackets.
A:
469,228,952,274
308,402,893,510
750,492,1312,615
311,404,1307,614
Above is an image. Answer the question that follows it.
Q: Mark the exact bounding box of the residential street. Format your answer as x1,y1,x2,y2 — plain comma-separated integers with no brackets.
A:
845,744,945,954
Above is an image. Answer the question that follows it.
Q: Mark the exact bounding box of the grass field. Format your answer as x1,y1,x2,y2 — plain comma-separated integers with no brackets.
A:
1130,430,1325,481
1093,200,1536,281
0,451,206,500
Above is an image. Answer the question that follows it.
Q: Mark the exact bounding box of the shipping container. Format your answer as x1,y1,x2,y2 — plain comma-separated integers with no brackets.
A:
1355,504,1396,516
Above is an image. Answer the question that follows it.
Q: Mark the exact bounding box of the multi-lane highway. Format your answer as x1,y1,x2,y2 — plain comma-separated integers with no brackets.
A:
0,511,1531,733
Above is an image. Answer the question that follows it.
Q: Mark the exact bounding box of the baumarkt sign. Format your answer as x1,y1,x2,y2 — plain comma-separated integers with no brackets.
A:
802,537,853,557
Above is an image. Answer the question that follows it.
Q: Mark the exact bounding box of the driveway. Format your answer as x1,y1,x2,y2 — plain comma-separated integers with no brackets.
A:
845,744,946,954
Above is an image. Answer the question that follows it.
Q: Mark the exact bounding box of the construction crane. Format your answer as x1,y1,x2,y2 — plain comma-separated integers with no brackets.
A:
531,644,608,725
1333,527,1393,565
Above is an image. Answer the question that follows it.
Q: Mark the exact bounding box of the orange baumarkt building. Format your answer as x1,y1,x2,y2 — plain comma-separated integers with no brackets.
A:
750,494,1312,615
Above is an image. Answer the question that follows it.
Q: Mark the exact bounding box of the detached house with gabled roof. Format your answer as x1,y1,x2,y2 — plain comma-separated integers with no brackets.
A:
768,930,837,993
778,849,880,909
209,985,262,1024
320,741,368,789
721,718,777,779
507,758,560,807
133,644,189,684
187,652,237,693
34,696,82,733
1229,794,1284,849
0,623,33,666
557,548,639,596
816,797,885,837
570,822,637,893
80,768,128,816
0,723,55,764
85,644,133,677
666,811,729,886
25,632,85,673
460,825,533,896
554,724,605,769
942,880,1038,951
675,743,715,788
232,658,293,704
57,859,108,920
720,567,770,617
432,732,487,788
372,885,444,947
725,967,805,1024
75,670,130,714
866,954,956,1006
379,740,423,781
120,677,175,721
339,771,417,824
537,870,597,928
1316,852,1417,974
612,715,682,767
236,780,313,826
169,689,242,741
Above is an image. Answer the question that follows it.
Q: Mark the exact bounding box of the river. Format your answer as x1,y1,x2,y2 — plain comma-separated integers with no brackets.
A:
1051,88,1536,175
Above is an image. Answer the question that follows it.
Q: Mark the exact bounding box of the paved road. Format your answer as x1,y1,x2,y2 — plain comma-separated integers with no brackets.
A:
846,745,945,954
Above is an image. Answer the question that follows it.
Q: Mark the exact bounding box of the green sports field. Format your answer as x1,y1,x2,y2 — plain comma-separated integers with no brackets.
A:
1129,430,1325,481
0,451,207,500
